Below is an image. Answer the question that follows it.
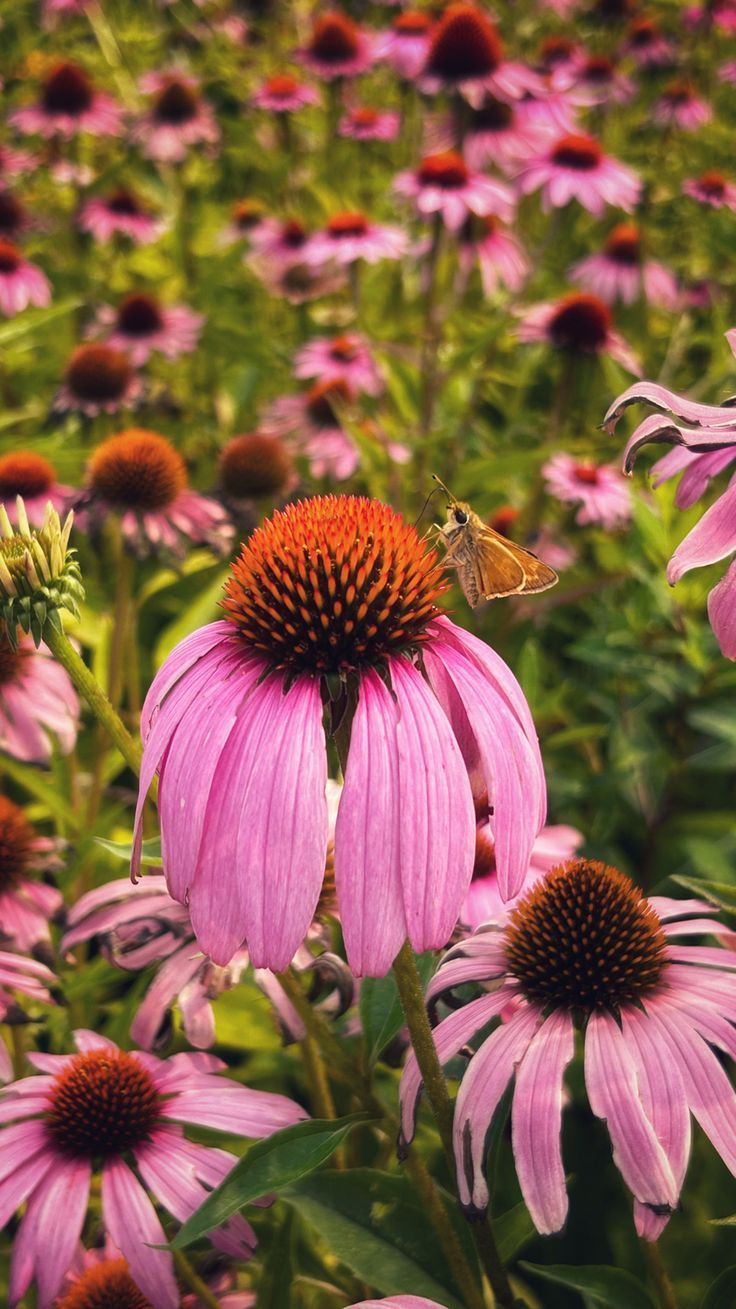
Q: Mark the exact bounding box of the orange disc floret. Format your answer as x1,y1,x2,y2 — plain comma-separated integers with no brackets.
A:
418,151,469,188
41,62,93,114
327,211,369,238
0,795,36,888
219,432,293,499
308,12,360,62
697,171,726,196
548,294,612,351
573,463,601,485
46,1049,161,1159
0,239,21,273
305,378,353,426
605,222,641,264
88,429,186,511
425,4,503,79
65,345,133,404
551,133,603,170
0,451,55,499
56,1257,153,1309
222,495,448,673
393,9,432,34
264,74,301,97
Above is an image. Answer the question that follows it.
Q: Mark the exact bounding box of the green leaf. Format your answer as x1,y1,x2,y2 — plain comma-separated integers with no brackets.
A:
672,876,736,916
282,1169,467,1308
360,950,435,1065
710,1215,736,1225
0,755,79,833
0,299,82,345
171,1116,370,1250
702,1268,736,1309
492,1199,537,1263
95,835,162,866
154,566,228,666
520,1263,656,1309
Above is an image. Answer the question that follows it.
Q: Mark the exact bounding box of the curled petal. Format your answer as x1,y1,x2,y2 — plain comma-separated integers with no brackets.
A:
623,413,736,475
604,381,736,435
667,482,736,583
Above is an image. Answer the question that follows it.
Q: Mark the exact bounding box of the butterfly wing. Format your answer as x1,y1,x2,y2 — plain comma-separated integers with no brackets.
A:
471,527,558,603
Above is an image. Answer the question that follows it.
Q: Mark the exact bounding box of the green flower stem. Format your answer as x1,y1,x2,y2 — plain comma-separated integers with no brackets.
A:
173,1249,222,1309
641,1239,679,1309
392,939,519,1309
43,622,148,784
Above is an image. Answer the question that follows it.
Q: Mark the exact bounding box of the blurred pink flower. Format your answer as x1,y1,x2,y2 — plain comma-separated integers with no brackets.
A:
251,73,318,112
543,452,632,528
10,62,122,138
395,151,514,230
516,132,641,215
56,1243,255,1309
0,951,57,1082
458,214,528,295
517,293,641,374
0,632,79,762
0,1029,305,1308
570,223,679,309
620,17,675,66
79,190,165,244
0,451,72,526
305,211,407,265
417,3,542,104
132,73,219,163
95,293,204,366
462,815,583,927
401,861,736,1238
683,171,736,210
132,496,546,976
349,1301,448,1309
0,240,50,316
569,55,635,105
653,81,711,130
0,796,63,950
339,106,400,141
264,381,360,480
0,145,37,177
463,96,553,173
296,11,377,79
377,11,433,80
293,333,383,395
54,344,141,418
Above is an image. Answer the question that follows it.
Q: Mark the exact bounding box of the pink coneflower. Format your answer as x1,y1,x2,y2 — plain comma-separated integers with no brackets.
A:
10,61,123,138
294,333,382,395
395,152,514,230
377,10,433,81
79,189,165,244
305,211,407,266
220,198,267,247
514,81,579,135
132,73,219,163
517,293,640,374
653,80,711,130
55,344,141,418
0,631,79,763
265,381,360,480
418,3,542,105
0,796,63,950
543,451,632,528
218,432,296,502
256,258,347,305
131,495,546,976
0,240,50,317
94,293,204,367
570,223,679,310
516,132,641,216
0,144,37,178
463,96,552,173
296,11,377,80
339,105,400,141
251,72,319,112
570,54,635,105
537,35,584,79
683,171,736,210
605,366,736,658
0,452,71,526
57,1243,255,1309
0,951,56,1081
78,429,233,560
620,16,675,66
719,59,736,83
463,811,583,927
249,217,311,270
0,1029,305,1308
458,214,528,295
401,860,736,1237
349,1301,447,1309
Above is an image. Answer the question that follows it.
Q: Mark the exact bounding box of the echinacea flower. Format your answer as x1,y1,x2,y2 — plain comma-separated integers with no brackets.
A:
570,54,635,105
620,17,675,66
0,1029,305,1308
457,214,528,296
517,292,641,374
264,381,360,480
78,429,233,559
377,11,433,81
418,3,541,104
0,239,50,317
394,152,514,230
132,495,546,976
0,629,79,762
220,199,267,247
339,106,400,141
0,950,57,1081
537,35,583,79
0,796,63,950
463,96,551,173
56,1244,255,1309
463,814,583,927
570,223,679,309
248,217,312,270
516,132,641,216
10,61,123,138
401,859,736,1237
94,293,204,366
604,362,736,657
132,74,219,163
78,189,165,244
54,344,141,418
294,333,383,395
251,73,319,112
683,171,736,210
0,452,71,525
304,211,407,267
218,432,296,502
653,80,711,130
0,144,37,178
542,452,632,528
296,11,376,80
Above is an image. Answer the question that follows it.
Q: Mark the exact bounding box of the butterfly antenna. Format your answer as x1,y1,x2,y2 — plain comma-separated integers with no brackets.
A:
431,474,457,504
412,483,445,529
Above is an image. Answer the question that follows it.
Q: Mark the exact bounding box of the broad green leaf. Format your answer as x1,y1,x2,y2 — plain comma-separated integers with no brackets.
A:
0,755,79,833
283,1169,467,1309
171,1116,370,1250
360,950,435,1065
95,835,162,865
0,299,82,345
702,1268,736,1309
520,1263,656,1309
492,1199,537,1263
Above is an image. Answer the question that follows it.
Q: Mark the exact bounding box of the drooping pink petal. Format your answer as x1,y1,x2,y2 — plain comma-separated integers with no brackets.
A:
584,1011,678,1209
189,671,328,969
708,558,736,659
102,1158,179,1309
667,482,736,583
140,621,235,737
453,1005,541,1211
512,1009,574,1234
604,381,736,435
131,946,203,1050
623,413,736,474
334,670,405,976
